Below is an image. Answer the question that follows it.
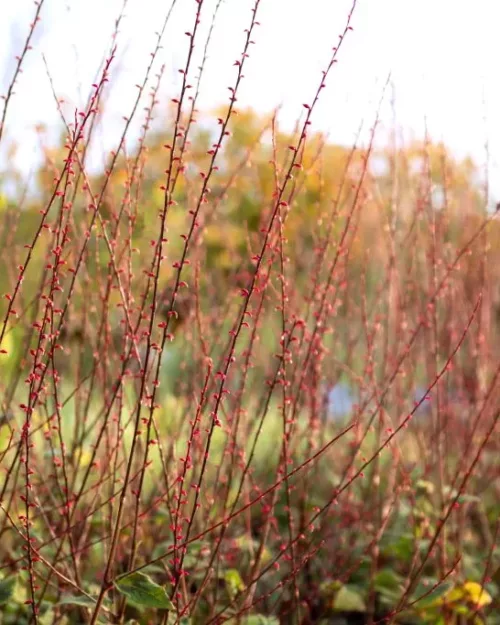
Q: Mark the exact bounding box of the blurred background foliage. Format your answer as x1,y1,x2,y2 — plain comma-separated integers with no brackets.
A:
1,106,500,623
0,107,498,385
0,105,494,308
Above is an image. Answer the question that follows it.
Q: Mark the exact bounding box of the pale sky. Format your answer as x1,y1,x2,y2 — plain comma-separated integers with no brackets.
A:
1,0,499,202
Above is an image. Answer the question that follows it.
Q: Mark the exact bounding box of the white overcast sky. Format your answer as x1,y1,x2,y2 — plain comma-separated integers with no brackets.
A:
1,0,499,202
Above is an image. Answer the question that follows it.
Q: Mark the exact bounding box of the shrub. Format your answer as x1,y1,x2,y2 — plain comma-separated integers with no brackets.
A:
0,1,499,624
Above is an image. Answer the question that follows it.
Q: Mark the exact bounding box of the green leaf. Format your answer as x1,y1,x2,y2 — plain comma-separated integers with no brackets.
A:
39,608,56,625
385,533,414,562
167,617,192,625
453,603,471,615
415,479,435,496
241,616,279,625
373,569,404,608
0,576,16,605
374,569,404,593
114,572,174,610
412,580,453,610
332,585,366,613
59,594,95,607
320,579,343,597
224,569,245,598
